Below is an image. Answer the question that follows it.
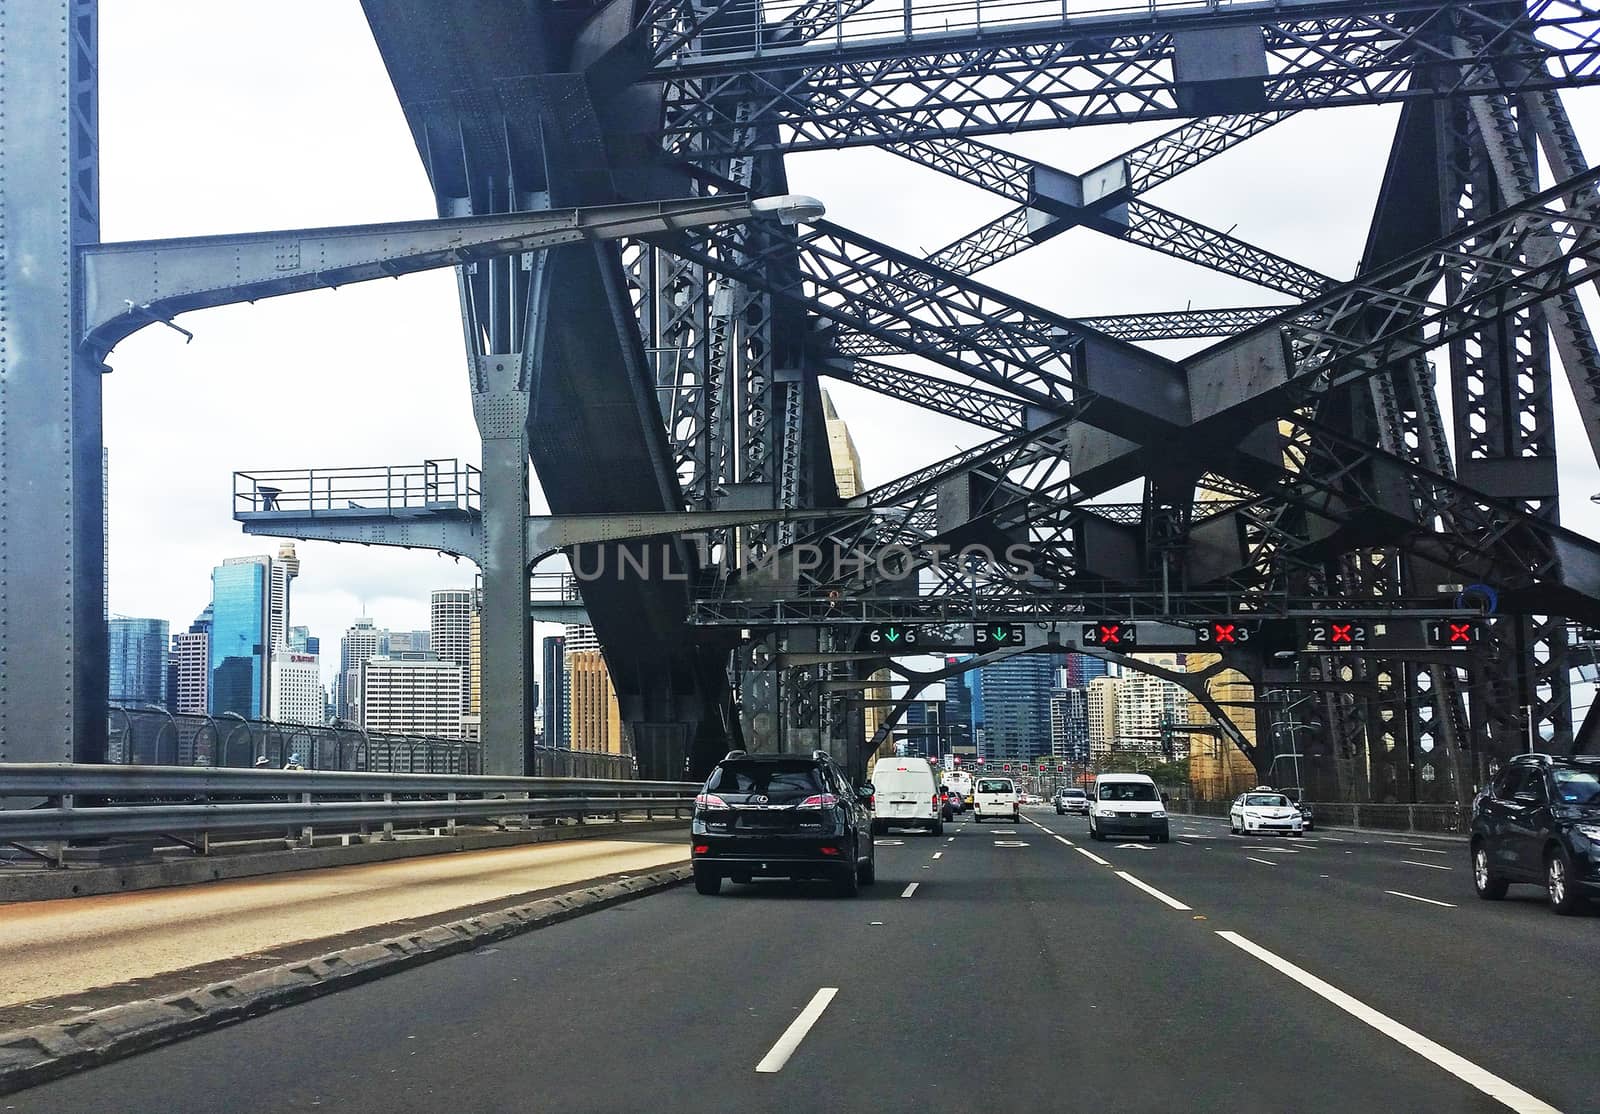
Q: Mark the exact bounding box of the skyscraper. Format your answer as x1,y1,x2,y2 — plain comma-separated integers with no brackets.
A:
1063,652,1109,687
270,648,323,725
568,650,623,752
269,542,299,652
380,628,431,657
1116,655,1191,759
541,635,568,748
974,654,1055,766
361,656,463,737
169,606,212,716
1087,675,1120,762
109,617,169,706
1050,686,1089,762
820,388,865,498
942,659,975,762
431,588,475,712
210,556,273,718
338,616,381,723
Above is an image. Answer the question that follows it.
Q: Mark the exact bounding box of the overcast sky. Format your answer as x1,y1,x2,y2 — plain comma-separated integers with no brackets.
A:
99,3,1600,699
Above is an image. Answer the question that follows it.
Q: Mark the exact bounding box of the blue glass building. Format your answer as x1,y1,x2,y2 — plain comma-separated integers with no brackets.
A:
210,559,270,718
109,617,169,706
974,653,1056,766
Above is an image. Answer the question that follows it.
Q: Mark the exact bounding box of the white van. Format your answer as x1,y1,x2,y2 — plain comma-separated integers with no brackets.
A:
1088,773,1169,843
870,757,943,835
945,769,975,811
971,776,1020,824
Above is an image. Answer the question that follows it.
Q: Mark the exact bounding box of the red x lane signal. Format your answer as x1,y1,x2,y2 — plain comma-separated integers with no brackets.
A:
1427,618,1483,647
1082,622,1137,647
1331,623,1353,643
1310,622,1369,647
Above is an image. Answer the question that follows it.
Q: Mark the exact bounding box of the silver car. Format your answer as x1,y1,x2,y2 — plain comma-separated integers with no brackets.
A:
1056,788,1089,815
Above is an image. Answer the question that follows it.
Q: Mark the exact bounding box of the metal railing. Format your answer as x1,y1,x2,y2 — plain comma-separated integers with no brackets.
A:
0,764,696,862
108,706,489,774
233,459,481,517
653,0,1276,67
1177,798,1470,835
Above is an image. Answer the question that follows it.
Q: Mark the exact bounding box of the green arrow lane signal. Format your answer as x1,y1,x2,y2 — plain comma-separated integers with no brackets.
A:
993,627,1008,641
885,627,900,642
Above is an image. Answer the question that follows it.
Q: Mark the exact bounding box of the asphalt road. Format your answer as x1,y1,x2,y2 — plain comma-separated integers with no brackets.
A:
12,809,1595,1114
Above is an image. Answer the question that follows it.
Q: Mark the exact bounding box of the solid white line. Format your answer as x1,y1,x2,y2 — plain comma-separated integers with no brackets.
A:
1321,836,1345,842
1076,847,1110,866
1246,856,1277,866
1215,932,1559,1113
1054,835,1075,847
1403,846,1449,856
932,852,943,859
1399,859,1454,871
755,988,839,1073
901,882,919,898
1386,890,1456,908
1115,870,1192,910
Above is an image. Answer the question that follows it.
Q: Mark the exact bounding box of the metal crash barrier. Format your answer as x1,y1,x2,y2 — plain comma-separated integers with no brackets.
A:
0,764,697,867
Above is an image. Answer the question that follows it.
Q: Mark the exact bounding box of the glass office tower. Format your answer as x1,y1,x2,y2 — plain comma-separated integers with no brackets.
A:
109,617,169,706
210,558,270,718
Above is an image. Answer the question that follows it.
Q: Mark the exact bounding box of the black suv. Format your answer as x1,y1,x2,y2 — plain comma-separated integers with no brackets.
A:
1471,753,1600,914
691,750,876,897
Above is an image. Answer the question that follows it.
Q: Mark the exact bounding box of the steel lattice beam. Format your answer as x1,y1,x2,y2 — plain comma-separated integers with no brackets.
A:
652,0,1600,153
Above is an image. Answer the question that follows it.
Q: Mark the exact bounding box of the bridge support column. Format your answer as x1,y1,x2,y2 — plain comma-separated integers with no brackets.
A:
473,355,533,774
0,1,105,763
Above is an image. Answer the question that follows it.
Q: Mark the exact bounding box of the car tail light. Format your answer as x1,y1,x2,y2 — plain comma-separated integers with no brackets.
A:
932,793,940,808
694,793,729,810
798,793,838,809
818,846,840,856
693,844,709,854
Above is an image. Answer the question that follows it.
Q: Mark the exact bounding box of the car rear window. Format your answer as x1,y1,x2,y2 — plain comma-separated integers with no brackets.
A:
976,779,1013,793
706,762,824,800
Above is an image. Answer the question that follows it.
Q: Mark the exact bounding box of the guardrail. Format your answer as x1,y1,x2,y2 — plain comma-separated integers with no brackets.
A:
1177,798,1469,835
0,764,695,866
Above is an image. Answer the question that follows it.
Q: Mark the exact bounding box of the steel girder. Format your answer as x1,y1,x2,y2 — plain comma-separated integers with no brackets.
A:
650,0,1600,153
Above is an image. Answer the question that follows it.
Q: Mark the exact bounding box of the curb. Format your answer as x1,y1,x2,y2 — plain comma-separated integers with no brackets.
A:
0,864,692,1096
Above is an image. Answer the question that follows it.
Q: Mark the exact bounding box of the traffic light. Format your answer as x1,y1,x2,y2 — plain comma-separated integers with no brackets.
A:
1426,618,1483,647
1003,763,1011,772
1081,621,1137,647
1309,621,1367,646
974,623,1026,647
1197,620,1252,645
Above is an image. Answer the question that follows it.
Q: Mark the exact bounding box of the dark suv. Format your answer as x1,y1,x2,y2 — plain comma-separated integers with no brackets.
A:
690,750,877,897
1471,753,1600,914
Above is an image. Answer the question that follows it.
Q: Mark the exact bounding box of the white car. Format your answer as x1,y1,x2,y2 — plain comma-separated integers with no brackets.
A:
971,777,1020,824
1230,790,1304,836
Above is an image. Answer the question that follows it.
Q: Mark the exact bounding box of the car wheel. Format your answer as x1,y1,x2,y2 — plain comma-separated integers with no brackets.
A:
833,863,860,898
858,853,876,886
1290,831,1304,838
931,820,945,836
1472,842,1508,901
1547,846,1582,914
870,820,884,837
693,865,721,896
